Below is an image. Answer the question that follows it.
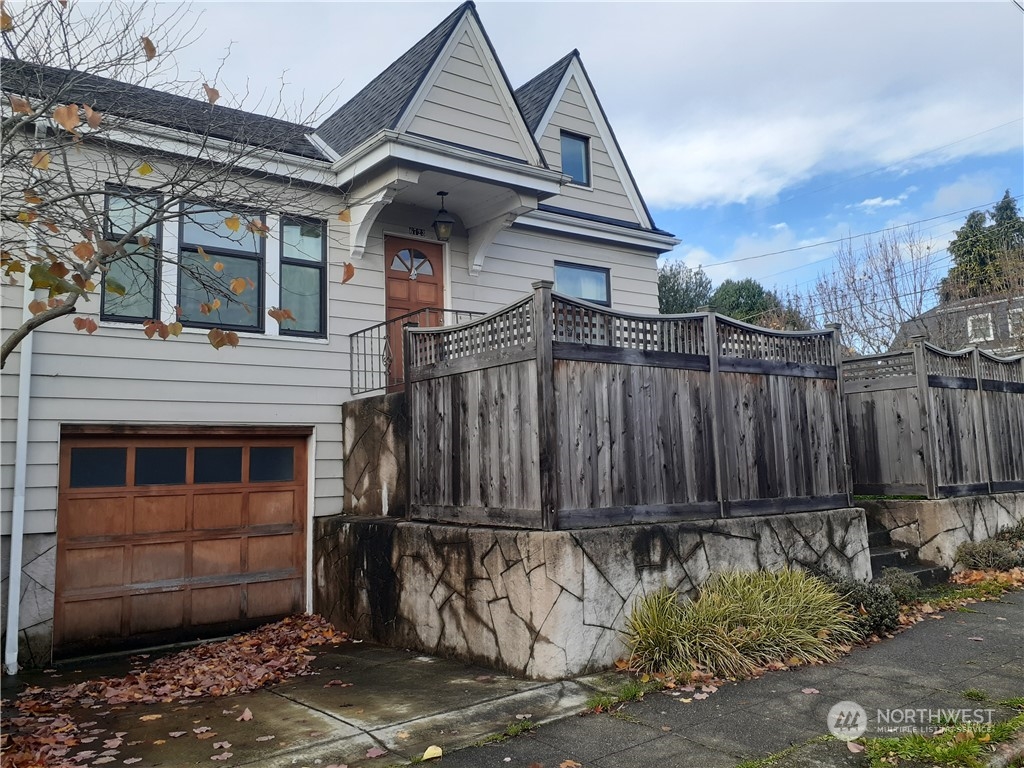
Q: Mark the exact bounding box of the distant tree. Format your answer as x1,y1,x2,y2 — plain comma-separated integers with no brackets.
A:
940,190,1024,302
657,261,712,314
792,227,937,355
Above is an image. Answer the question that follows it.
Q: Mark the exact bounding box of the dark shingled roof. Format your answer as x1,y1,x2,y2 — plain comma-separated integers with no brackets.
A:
315,2,470,157
514,50,577,134
0,58,329,161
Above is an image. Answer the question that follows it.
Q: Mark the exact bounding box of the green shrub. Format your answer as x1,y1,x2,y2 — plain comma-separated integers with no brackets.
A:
624,570,860,679
954,539,1022,571
877,567,922,605
994,520,1024,553
830,578,901,638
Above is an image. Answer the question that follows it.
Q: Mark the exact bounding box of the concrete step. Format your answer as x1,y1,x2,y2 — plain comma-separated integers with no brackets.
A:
870,544,913,571
867,527,892,548
898,562,951,588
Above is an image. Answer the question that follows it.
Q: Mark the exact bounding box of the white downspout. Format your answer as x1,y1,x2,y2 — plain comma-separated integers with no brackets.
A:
4,262,35,674
4,121,45,674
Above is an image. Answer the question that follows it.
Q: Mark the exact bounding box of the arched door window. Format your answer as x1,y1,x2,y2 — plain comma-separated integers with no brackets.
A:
390,248,434,280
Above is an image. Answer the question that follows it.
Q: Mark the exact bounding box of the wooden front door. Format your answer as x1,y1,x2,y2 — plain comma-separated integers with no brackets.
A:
385,237,444,388
54,430,307,658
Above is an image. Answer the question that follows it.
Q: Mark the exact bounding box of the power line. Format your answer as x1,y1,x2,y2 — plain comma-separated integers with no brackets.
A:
696,195,1023,270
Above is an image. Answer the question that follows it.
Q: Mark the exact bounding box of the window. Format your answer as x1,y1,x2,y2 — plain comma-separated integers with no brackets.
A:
967,313,994,343
560,131,590,186
554,261,611,306
1009,308,1023,338
101,191,161,321
178,205,264,331
280,217,326,337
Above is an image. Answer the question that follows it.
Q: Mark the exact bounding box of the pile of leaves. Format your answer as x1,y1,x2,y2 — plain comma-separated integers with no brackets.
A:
1,614,346,768
950,566,1024,591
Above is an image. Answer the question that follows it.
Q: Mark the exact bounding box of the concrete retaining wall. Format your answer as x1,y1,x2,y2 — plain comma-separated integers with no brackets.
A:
313,508,871,679
1,532,57,668
342,393,408,517
863,492,1024,568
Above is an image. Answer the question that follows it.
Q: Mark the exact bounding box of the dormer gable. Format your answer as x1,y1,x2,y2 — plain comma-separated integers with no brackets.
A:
517,52,656,231
316,2,543,167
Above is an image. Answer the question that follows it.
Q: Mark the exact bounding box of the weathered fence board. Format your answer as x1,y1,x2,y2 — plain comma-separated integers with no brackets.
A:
406,283,851,529
843,342,1024,497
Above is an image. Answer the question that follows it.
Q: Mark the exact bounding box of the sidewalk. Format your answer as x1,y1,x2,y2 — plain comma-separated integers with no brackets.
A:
2,590,1022,767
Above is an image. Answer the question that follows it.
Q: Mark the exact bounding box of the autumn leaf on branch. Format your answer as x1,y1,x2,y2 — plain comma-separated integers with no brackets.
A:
229,277,247,295
52,103,80,134
202,83,220,105
140,36,156,60
208,328,239,350
8,93,32,114
72,317,98,334
268,307,295,324
342,262,355,284
137,161,154,176
83,103,102,129
30,151,50,170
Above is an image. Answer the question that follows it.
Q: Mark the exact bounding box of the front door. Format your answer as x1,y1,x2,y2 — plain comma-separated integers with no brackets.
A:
384,237,444,388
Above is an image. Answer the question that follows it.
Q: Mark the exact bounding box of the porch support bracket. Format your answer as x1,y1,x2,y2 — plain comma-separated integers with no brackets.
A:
464,191,536,276
347,167,421,260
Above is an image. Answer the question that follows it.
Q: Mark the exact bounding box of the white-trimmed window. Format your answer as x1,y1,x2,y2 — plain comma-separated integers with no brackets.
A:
554,261,610,306
560,131,590,186
101,190,162,322
279,216,327,338
1008,308,1023,338
967,313,994,343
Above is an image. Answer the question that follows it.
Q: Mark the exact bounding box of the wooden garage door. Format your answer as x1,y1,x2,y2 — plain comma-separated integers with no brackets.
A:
54,429,308,658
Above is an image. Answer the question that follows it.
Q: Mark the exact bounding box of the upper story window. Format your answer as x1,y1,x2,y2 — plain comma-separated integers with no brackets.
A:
280,217,327,337
560,131,590,186
967,313,994,343
177,205,265,332
554,261,610,307
101,191,162,322
1008,308,1022,339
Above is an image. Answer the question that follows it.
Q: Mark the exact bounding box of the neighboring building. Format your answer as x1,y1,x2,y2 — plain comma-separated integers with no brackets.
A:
892,295,1024,355
0,2,677,666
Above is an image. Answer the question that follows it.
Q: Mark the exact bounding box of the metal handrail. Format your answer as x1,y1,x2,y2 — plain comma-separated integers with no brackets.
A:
349,307,484,394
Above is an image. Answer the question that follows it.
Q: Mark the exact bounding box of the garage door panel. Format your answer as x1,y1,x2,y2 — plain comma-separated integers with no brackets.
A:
65,497,129,539
248,534,299,572
249,490,296,526
248,579,301,618
133,495,188,534
65,546,124,590
130,591,185,634
194,493,244,529
193,538,242,577
131,542,186,583
192,585,242,625
62,598,123,643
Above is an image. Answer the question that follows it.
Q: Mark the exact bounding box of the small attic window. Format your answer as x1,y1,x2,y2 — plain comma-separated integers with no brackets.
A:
967,313,994,343
560,131,590,186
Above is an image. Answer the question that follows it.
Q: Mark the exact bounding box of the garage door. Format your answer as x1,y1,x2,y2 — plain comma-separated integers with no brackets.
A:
54,428,309,658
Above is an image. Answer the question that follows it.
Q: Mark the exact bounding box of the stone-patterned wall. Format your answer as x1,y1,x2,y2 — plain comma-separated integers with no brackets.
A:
864,492,1024,568
342,393,408,517
0,533,56,668
314,508,870,680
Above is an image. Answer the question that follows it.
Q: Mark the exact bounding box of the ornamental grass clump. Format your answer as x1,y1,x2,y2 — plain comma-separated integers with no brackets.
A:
624,570,860,679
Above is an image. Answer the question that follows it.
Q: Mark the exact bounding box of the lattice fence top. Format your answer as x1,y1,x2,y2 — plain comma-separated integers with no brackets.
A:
552,294,707,355
842,352,916,382
979,350,1024,383
714,317,835,366
924,345,974,378
407,295,534,368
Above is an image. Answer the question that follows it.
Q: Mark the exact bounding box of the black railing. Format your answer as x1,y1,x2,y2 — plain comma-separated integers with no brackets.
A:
350,307,484,394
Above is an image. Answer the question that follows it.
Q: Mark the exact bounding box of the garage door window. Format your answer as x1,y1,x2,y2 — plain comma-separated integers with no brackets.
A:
69,447,127,488
194,446,243,483
250,447,294,482
135,447,187,485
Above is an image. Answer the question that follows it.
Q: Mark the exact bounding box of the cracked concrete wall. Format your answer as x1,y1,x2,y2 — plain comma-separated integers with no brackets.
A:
1,533,57,668
313,508,870,680
342,393,409,517
863,492,1024,568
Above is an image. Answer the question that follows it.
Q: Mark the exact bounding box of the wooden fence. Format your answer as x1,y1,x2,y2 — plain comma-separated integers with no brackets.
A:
843,341,1024,498
403,281,851,530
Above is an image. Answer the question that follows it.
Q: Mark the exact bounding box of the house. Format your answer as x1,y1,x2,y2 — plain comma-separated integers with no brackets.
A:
891,294,1024,355
0,1,678,668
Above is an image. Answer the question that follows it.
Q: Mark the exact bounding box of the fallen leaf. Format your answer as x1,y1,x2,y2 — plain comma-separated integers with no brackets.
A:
801,688,820,695
213,741,231,749
847,741,865,753
693,692,709,700
210,752,233,761
193,727,212,734
255,735,275,742
236,708,253,722
323,680,353,688
169,732,187,738
422,745,443,760
366,746,387,758
139,714,162,721
514,713,532,720
661,725,672,732
967,637,984,642
559,761,582,768
93,758,116,765
196,731,218,740
125,759,142,765
153,739,167,745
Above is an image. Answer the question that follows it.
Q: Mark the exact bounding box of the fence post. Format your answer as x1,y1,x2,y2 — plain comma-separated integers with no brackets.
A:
532,280,558,530
701,307,729,518
911,336,937,499
971,347,994,494
826,323,854,508
403,322,418,521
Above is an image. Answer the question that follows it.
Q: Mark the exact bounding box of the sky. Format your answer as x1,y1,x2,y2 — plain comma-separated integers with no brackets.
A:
151,1,1022,307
